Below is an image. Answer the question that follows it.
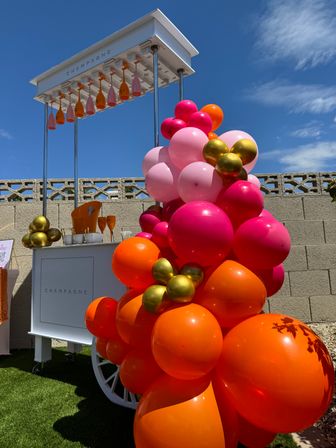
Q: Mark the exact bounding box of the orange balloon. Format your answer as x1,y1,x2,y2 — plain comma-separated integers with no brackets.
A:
196,260,267,328
201,104,224,131
151,303,223,380
120,349,162,394
217,314,335,433
96,337,108,359
208,131,218,140
116,291,157,350
237,415,276,448
85,297,118,339
112,237,160,289
106,333,130,365
134,374,225,448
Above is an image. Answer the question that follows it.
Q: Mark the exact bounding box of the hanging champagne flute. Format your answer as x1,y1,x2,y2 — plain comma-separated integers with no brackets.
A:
98,216,107,235
106,215,116,242
47,98,56,130
132,61,141,97
96,73,106,110
75,83,85,118
66,89,75,122
56,92,65,125
119,63,129,101
107,71,116,107
86,80,95,115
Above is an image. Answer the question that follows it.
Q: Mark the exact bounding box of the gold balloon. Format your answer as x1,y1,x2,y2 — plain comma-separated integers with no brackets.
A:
22,233,32,249
237,168,248,181
152,258,176,285
216,153,243,177
29,223,35,233
30,232,49,248
166,275,195,303
47,228,62,242
142,285,167,314
31,215,50,232
180,264,204,287
231,139,257,165
203,139,230,166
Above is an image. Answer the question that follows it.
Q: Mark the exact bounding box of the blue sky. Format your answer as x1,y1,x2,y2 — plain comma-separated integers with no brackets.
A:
1,0,336,180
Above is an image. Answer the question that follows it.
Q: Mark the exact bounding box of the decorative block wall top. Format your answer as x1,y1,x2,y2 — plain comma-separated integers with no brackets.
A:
0,172,335,203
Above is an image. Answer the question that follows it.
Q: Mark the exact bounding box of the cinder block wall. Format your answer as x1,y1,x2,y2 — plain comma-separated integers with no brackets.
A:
0,190,335,349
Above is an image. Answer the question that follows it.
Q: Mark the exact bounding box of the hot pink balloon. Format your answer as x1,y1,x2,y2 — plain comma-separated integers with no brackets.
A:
151,221,169,249
219,130,258,173
216,181,264,227
142,146,170,176
178,162,223,203
253,264,285,297
168,201,234,267
162,198,185,222
259,209,276,221
170,118,187,137
135,231,153,240
233,217,291,269
174,99,198,122
139,210,161,233
161,117,175,139
168,127,208,170
248,174,261,189
188,111,212,135
145,162,180,203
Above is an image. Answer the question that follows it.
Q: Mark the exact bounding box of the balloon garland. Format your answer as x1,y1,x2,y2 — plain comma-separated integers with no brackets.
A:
86,100,334,448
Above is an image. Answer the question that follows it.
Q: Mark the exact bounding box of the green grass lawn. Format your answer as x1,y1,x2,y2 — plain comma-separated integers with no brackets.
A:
0,348,298,448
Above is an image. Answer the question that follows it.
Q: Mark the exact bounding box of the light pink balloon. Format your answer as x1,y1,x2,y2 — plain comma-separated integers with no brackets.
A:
145,162,180,203
178,161,223,203
233,217,291,270
248,174,261,189
168,127,209,170
219,130,258,173
142,146,170,176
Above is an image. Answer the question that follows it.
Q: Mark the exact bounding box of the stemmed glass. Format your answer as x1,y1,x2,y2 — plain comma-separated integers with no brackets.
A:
86,80,95,115
107,72,116,107
75,83,85,118
96,73,106,109
66,90,75,122
119,65,129,101
98,216,107,236
132,61,141,97
106,215,116,242
47,99,56,130
56,93,65,125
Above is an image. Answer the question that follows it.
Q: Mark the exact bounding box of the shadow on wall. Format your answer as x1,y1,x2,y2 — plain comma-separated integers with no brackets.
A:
10,272,34,349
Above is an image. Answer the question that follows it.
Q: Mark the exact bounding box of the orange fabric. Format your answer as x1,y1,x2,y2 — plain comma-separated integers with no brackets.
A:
0,268,8,323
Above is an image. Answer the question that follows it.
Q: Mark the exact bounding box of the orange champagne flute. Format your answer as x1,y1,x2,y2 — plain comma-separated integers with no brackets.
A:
98,216,107,235
106,215,116,242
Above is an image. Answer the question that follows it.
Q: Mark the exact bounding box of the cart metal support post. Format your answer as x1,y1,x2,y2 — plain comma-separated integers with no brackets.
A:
152,45,159,147
42,102,49,216
74,118,79,209
177,68,184,101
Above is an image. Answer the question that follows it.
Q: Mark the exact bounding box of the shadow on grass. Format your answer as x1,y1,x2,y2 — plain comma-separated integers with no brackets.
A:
1,348,135,448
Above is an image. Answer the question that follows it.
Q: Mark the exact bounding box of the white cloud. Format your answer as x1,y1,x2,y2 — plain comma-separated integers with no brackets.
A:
290,122,322,138
0,129,13,140
255,0,336,69
247,80,336,114
261,141,336,171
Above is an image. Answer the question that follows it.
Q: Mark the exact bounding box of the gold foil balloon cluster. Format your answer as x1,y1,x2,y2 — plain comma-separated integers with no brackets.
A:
203,138,257,179
142,258,204,313
22,215,62,249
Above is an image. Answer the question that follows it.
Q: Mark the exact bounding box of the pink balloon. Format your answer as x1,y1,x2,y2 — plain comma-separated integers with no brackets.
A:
216,181,264,227
178,162,223,203
259,209,276,221
174,99,198,122
170,118,187,137
151,221,169,249
135,231,153,240
248,174,261,189
162,198,185,222
142,146,169,176
168,201,234,267
161,117,174,139
219,130,258,173
233,217,291,269
139,211,161,233
188,111,212,135
252,264,285,297
168,127,209,170
145,162,180,203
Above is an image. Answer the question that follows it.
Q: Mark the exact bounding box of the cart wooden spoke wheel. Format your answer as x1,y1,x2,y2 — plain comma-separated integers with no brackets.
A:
91,337,138,409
